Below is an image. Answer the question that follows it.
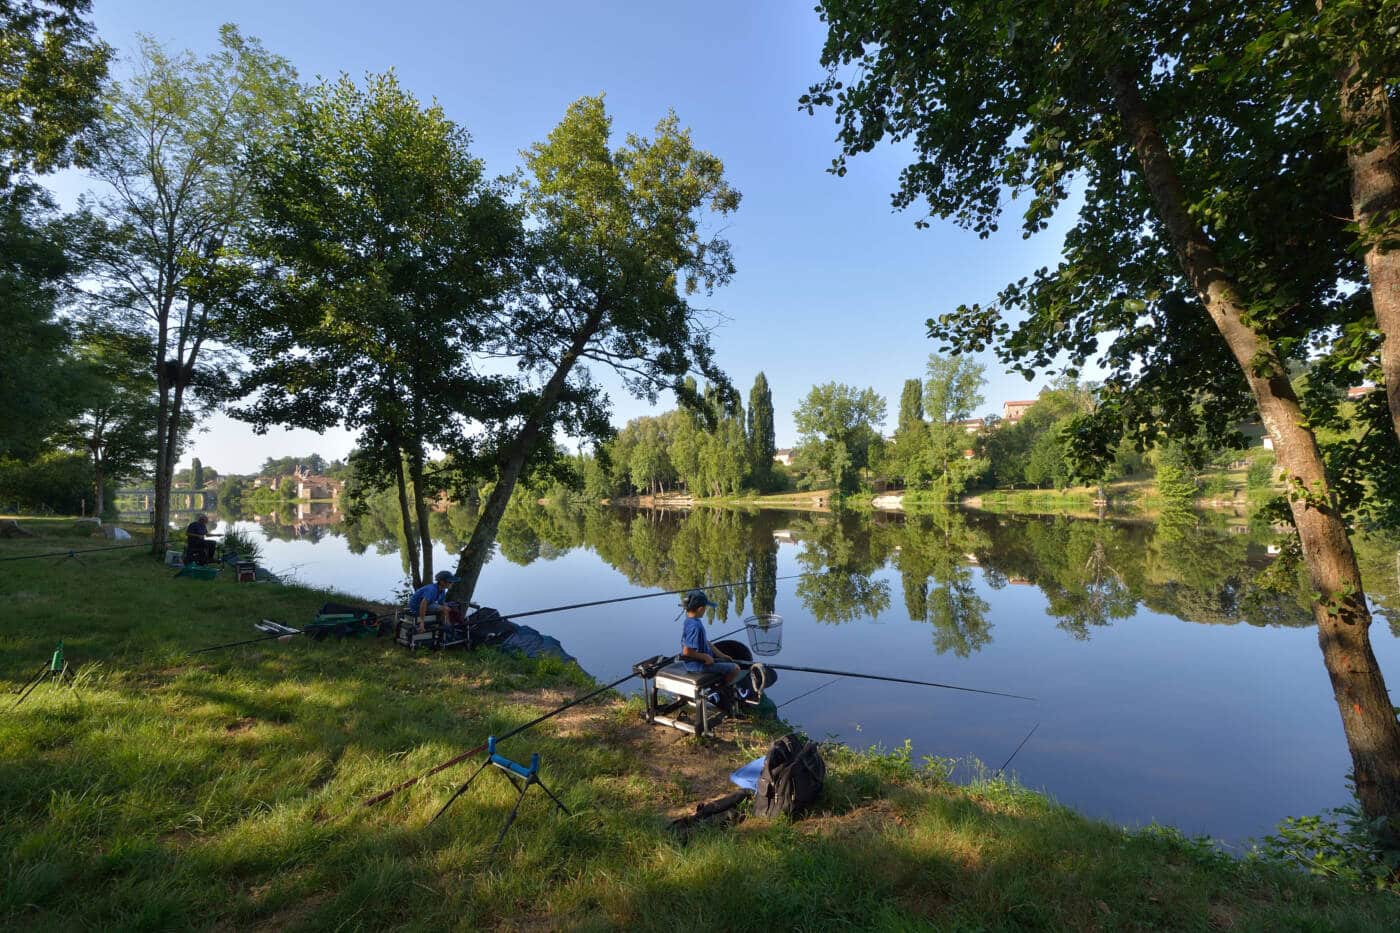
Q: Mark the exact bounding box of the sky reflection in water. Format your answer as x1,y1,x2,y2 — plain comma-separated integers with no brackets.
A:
232,505,1400,845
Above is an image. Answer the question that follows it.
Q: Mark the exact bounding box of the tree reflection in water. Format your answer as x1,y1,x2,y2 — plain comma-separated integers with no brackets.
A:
315,496,1329,653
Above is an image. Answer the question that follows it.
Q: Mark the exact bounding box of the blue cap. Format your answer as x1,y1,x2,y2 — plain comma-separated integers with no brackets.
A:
683,589,711,612
435,571,458,584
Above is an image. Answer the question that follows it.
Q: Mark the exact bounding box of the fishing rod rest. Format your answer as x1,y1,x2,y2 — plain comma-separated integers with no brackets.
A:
487,736,539,781
458,736,570,859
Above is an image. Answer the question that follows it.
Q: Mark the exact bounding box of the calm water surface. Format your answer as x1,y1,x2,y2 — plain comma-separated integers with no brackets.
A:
229,504,1400,845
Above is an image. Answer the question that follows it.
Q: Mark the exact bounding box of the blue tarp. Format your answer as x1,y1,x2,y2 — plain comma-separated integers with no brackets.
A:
499,624,576,664
730,755,766,791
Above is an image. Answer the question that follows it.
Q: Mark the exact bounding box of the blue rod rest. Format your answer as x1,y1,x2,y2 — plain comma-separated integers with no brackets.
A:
486,736,539,780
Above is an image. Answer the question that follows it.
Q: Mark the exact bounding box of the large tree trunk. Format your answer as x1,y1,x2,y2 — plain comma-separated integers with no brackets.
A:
1109,64,1400,828
408,448,434,582
158,370,192,553
92,459,105,519
393,451,422,587
1339,62,1400,444
452,308,606,603
151,377,171,553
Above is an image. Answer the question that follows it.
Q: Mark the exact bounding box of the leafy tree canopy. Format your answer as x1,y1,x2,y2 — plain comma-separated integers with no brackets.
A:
793,382,886,497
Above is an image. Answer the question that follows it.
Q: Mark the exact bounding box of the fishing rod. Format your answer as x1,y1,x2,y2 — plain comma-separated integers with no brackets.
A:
497,571,824,622
13,643,70,709
190,630,302,655
367,623,753,811
189,620,310,655
366,670,639,809
0,543,148,563
776,677,841,710
996,721,1040,776
187,577,767,650
11,663,50,708
736,661,1035,702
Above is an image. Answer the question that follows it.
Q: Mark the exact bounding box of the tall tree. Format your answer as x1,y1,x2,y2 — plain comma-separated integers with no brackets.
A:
1240,3,1400,448
0,0,109,458
897,378,924,434
792,382,886,498
450,96,739,602
746,372,776,488
83,25,297,554
50,326,157,516
922,354,985,427
805,0,1400,826
228,72,521,587
919,354,986,498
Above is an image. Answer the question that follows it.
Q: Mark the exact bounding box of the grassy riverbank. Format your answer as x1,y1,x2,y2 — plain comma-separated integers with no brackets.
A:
3,518,1395,929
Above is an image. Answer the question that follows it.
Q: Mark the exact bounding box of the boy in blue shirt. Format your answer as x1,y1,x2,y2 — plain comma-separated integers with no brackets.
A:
680,589,743,686
410,570,462,632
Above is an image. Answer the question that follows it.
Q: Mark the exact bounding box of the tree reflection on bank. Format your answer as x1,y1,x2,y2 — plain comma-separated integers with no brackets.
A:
233,492,1400,651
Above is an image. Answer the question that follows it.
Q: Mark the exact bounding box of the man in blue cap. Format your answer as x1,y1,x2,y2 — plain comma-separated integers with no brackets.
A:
410,570,462,632
680,589,743,687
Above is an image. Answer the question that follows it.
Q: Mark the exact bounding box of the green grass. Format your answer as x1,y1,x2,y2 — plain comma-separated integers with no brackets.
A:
3,517,1396,930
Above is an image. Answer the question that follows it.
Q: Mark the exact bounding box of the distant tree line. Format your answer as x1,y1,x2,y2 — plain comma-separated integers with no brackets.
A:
779,355,1295,506
579,373,780,500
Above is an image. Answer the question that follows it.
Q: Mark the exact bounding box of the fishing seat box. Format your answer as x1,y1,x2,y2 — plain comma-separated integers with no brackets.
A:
638,660,726,736
393,613,467,651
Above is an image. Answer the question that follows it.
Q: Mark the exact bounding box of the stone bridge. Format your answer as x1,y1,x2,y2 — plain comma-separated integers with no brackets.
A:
115,487,217,511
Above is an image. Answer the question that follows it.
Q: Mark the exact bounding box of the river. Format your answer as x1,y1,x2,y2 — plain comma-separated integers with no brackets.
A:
223,501,1400,846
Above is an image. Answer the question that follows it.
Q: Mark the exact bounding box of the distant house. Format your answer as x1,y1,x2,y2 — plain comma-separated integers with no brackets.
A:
956,417,984,434
1002,400,1036,424
1347,385,1377,400
1237,421,1274,450
253,463,343,500
773,448,795,466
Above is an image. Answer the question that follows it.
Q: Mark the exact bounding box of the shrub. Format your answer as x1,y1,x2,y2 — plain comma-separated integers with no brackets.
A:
219,526,263,564
0,452,93,514
1247,454,1276,489
1261,801,1400,891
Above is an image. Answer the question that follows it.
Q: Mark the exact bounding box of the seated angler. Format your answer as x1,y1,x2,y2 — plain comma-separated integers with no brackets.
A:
410,570,464,632
184,514,219,565
679,589,744,688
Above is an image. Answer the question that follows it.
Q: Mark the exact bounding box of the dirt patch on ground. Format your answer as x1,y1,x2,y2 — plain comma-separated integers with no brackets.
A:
611,714,756,816
239,891,329,932
225,716,256,734
496,689,763,818
797,798,898,838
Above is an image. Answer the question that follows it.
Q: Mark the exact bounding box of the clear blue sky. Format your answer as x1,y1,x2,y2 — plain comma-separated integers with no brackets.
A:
66,0,1070,474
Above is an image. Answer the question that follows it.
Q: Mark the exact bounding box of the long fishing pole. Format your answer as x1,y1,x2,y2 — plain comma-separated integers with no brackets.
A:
0,543,147,562
498,571,823,622
11,664,49,709
366,619,749,809
737,661,1034,701
366,670,639,808
11,663,48,696
995,721,1040,776
776,677,841,710
190,630,303,655
188,592,753,658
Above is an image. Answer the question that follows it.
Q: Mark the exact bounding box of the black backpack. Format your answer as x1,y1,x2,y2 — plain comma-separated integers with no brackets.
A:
465,606,517,647
753,733,825,819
